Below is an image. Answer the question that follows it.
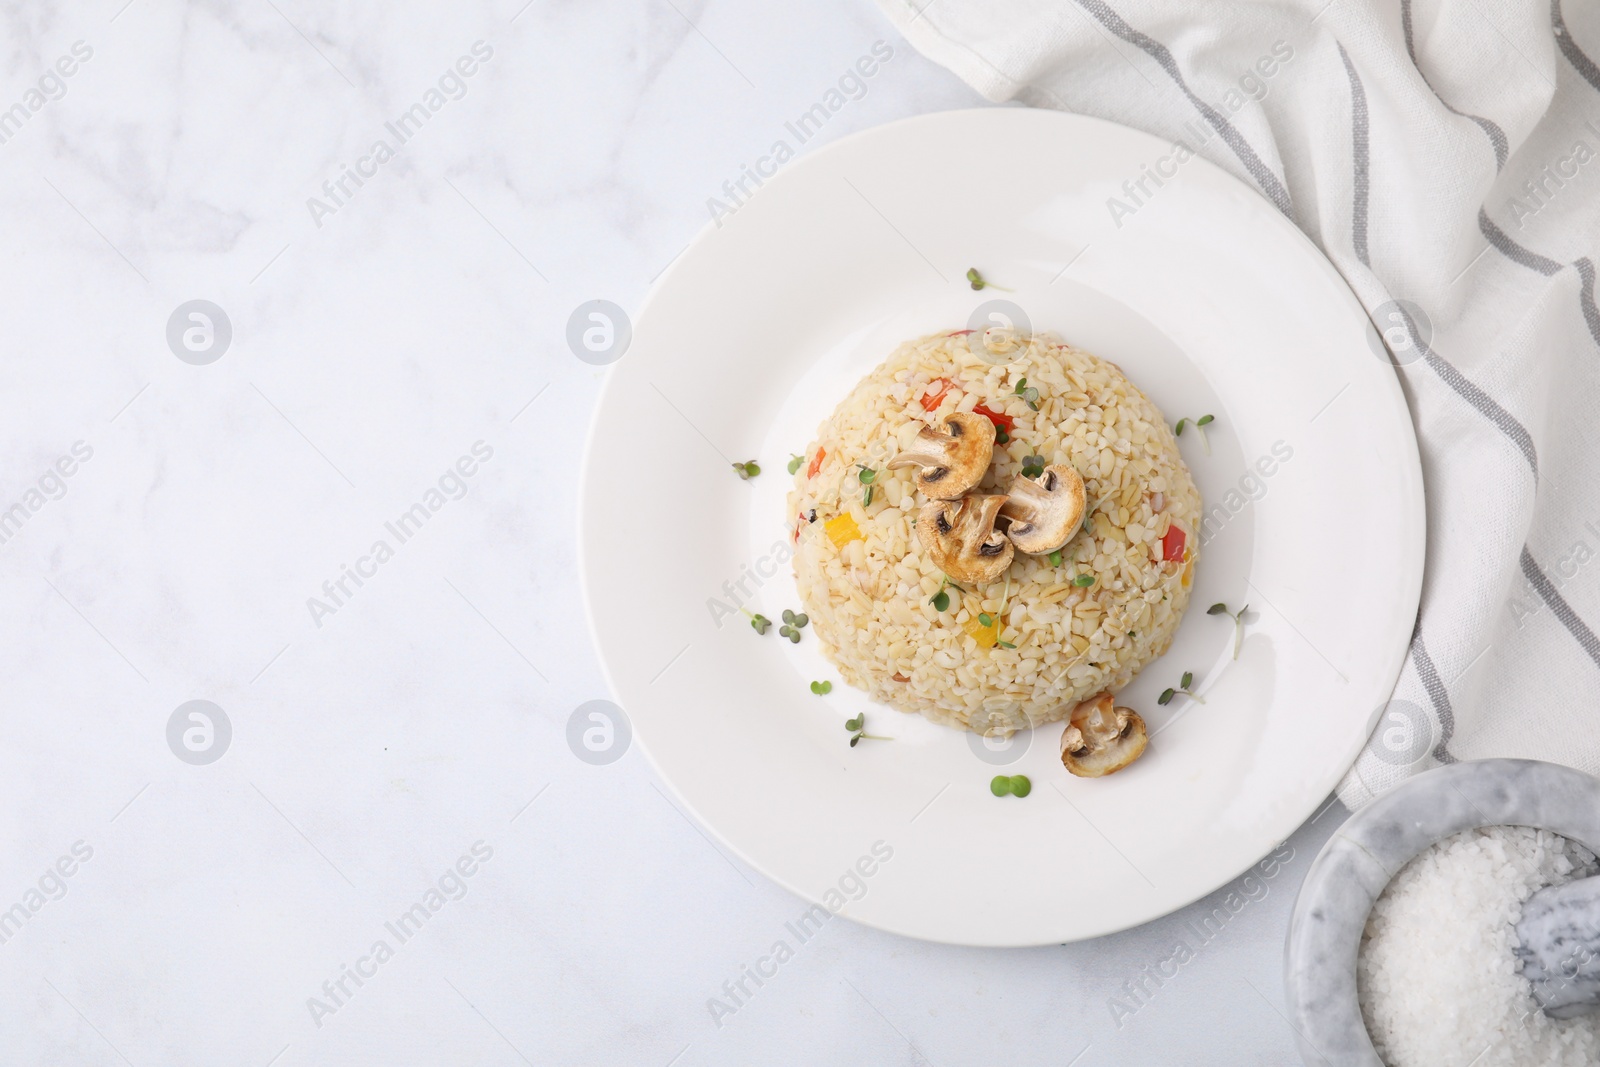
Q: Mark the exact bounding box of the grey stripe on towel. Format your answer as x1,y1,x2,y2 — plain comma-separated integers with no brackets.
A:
1073,0,1295,220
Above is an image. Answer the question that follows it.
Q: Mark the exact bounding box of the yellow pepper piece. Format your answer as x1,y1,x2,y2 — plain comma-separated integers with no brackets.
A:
824,512,863,548
964,614,1000,649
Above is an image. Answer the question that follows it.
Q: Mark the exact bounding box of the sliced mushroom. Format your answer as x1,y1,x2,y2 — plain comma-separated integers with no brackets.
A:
1001,464,1086,554
1060,693,1148,778
916,495,1014,584
887,411,995,500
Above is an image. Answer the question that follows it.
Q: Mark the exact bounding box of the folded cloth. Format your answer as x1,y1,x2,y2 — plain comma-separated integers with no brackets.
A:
875,0,1600,807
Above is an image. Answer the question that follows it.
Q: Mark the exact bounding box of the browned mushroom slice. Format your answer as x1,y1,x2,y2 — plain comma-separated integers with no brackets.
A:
915,495,1014,585
887,411,995,500
1001,464,1086,554
1060,693,1148,778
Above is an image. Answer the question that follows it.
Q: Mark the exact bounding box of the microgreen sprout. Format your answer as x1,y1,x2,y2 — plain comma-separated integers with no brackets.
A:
1208,602,1249,659
966,267,1012,292
779,609,809,643
1013,378,1041,411
1048,549,1063,567
930,575,963,612
984,578,1015,648
1157,670,1205,706
787,454,804,475
1072,573,1096,587
810,680,832,695
990,774,1031,797
1173,414,1216,455
995,427,1010,444
858,465,877,506
732,460,761,479
845,712,892,746
741,608,770,635
1020,455,1045,479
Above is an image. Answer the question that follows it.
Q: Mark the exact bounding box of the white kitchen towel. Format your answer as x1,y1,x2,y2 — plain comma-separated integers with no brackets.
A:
874,0,1600,807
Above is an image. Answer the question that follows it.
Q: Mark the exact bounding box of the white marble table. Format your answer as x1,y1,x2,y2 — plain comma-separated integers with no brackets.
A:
0,1,1350,1062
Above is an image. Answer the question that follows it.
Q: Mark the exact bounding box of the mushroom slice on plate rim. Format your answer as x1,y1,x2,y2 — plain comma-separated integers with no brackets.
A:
1060,693,1148,778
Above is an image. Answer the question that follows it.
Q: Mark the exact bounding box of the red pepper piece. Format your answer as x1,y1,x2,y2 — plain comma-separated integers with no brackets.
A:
1161,524,1186,562
972,403,1015,433
920,378,954,412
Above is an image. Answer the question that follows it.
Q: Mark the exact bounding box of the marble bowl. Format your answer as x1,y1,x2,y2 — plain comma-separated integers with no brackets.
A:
1283,759,1600,1065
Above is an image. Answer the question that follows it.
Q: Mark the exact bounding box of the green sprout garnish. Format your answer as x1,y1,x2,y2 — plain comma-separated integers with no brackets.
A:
1020,455,1045,479
863,485,874,506
1072,574,1095,587
995,427,1010,444
990,774,1031,797
930,575,963,612
787,454,804,475
779,609,808,643
845,712,892,746
966,267,1012,292
741,608,770,635
1013,378,1041,411
1209,602,1249,659
1048,549,1063,567
1157,670,1205,706
979,578,1015,649
1174,414,1215,455
810,680,832,695
732,460,761,479
857,466,876,484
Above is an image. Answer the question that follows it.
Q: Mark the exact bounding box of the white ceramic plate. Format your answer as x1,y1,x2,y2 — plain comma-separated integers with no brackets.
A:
580,108,1423,946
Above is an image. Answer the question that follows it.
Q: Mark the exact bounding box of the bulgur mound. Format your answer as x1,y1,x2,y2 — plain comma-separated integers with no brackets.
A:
787,330,1201,735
